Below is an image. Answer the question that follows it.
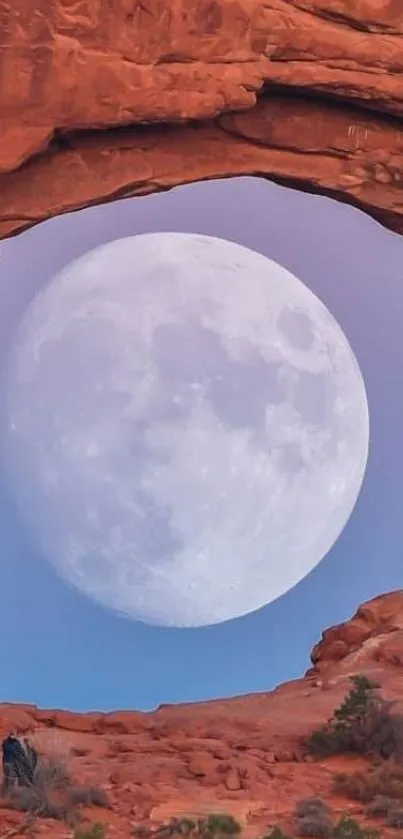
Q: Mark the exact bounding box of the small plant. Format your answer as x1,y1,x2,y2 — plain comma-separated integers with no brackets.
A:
68,785,110,808
169,819,197,836
199,814,241,836
366,795,396,817
333,816,380,839
295,799,331,819
6,785,68,820
34,757,71,790
262,829,293,839
4,755,109,824
333,772,375,803
297,816,333,838
74,823,107,839
387,808,403,829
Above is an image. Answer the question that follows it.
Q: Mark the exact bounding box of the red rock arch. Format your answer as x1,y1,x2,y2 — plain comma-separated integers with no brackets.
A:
1,0,402,239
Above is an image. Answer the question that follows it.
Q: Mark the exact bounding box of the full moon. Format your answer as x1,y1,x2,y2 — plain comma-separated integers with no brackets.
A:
1,233,369,627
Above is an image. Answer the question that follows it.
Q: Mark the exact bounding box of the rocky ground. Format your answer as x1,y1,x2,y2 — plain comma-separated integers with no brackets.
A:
2,590,403,839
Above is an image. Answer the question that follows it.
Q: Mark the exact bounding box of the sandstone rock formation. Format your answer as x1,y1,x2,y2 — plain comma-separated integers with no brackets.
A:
1,591,403,839
0,0,402,240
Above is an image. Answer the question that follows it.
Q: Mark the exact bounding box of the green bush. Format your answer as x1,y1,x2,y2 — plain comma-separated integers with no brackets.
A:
306,675,403,759
74,823,107,839
261,829,292,839
199,814,241,836
264,818,379,839
332,815,379,839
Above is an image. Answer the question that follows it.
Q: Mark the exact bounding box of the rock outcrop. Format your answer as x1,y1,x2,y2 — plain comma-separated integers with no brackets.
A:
2,591,403,839
0,0,402,240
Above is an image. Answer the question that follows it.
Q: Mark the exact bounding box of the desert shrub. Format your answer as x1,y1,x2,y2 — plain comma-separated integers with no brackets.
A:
297,815,333,838
262,829,292,839
387,808,403,829
334,761,403,805
307,675,403,759
295,799,331,819
333,772,376,803
34,757,71,790
198,814,241,836
169,819,197,836
366,708,403,759
4,756,109,823
4,757,72,820
74,823,107,839
366,795,396,817
333,815,379,839
152,815,239,839
153,824,178,839
155,819,197,837
68,785,110,808
6,785,68,820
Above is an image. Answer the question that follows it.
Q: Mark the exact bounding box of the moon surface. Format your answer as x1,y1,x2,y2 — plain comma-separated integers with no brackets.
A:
1,233,369,627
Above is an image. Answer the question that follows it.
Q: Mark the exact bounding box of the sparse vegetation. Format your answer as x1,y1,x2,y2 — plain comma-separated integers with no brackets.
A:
176,820,197,836
199,814,241,836
262,829,292,839
334,760,403,804
153,819,197,838
135,814,241,839
263,817,378,839
297,816,333,838
74,823,107,839
332,816,379,839
6,785,69,821
68,785,110,808
295,799,332,819
365,795,396,817
2,755,109,823
306,675,403,759
387,808,403,829
294,798,333,838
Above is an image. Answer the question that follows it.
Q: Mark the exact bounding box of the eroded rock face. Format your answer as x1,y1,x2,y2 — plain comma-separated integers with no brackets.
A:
0,0,402,239
1,592,403,839
307,590,403,680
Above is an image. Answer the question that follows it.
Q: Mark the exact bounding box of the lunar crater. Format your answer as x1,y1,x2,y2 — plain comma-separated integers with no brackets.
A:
1,233,369,627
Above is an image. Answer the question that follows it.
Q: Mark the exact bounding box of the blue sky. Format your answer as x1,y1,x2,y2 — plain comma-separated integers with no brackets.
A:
0,176,402,712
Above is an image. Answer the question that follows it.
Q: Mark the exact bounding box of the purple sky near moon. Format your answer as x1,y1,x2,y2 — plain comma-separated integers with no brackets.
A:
0,176,402,711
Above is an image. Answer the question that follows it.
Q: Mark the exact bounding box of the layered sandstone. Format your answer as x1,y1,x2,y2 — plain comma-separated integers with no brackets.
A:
0,0,402,240
2,591,403,839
